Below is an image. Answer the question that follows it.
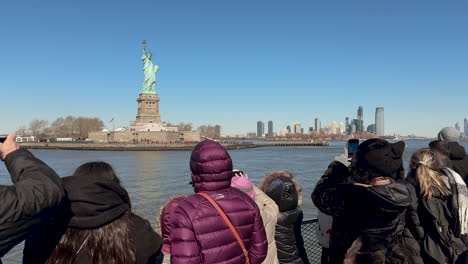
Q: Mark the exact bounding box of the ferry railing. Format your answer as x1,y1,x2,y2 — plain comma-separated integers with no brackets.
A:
301,218,321,263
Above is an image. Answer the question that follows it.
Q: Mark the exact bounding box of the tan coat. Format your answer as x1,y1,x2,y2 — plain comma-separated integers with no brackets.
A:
254,186,280,264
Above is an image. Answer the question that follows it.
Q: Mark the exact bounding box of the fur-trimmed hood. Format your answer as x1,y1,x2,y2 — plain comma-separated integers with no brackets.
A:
258,171,303,206
156,195,187,253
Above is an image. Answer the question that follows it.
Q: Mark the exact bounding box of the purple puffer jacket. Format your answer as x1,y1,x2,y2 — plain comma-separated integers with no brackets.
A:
171,140,268,264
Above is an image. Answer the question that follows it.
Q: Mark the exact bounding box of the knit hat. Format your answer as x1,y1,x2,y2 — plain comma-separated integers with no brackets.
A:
352,139,405,183
438,127,461,142
63,175,131,229
231,176,256,200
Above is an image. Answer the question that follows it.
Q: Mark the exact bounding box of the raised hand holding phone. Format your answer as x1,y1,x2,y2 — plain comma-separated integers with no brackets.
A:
0,134,19,160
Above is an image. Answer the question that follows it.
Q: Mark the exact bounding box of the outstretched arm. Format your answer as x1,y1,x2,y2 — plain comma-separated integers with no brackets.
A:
0,135,65,257
312,160,351,217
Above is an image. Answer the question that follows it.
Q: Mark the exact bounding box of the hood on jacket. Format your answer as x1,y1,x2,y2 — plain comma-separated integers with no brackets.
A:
449,142,467,161
264,176,298,212
63,175,131,229
258,171,303,205
365,182,411,214
156,195,187,253
351,139,405,184
190,140,233,192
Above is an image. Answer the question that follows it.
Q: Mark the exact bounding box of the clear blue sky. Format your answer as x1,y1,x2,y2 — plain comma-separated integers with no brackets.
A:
1,0,467,137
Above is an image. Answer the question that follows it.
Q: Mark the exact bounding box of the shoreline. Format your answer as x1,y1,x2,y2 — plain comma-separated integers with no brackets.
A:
19,141,330,151
20,142,257,151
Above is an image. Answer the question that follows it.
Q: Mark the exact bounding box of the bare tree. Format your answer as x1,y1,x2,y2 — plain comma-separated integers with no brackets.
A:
16,125,30,136
177,122,193,132
198,124,222,139
28,119,49,141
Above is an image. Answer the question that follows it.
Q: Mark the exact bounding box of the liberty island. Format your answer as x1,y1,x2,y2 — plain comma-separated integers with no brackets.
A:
88,41,201,143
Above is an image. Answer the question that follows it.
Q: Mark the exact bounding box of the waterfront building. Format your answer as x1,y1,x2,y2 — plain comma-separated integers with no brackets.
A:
308,127,314,134
375,107,384,136
367,124,376,134
257,121,265,137
287,125,291,134
315,118,321,133
279,129,289,136
351,124,356,134
267,121,274,137
465,118,468,137
331,121,337,134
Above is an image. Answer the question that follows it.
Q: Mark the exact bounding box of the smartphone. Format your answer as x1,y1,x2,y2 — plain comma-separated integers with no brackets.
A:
347,139,360,157
0,135,7,143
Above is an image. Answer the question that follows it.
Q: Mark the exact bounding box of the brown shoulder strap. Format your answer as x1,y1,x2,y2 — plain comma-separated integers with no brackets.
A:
197,192,251,264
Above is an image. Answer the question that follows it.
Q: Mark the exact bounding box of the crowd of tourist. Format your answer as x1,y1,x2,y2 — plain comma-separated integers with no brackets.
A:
0,126,467,264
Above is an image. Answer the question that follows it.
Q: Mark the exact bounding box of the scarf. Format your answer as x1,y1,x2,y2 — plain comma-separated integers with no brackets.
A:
443,168,468,235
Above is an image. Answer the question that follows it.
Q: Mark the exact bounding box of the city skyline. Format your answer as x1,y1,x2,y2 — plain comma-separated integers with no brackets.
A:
1,0,468,137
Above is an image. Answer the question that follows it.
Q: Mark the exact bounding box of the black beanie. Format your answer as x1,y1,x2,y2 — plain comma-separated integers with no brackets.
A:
63,175,131,229
352,139,405,182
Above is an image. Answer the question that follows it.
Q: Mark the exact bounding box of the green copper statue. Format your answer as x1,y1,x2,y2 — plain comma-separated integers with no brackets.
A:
141,40,159,94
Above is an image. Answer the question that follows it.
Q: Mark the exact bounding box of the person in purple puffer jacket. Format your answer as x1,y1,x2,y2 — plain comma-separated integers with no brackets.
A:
170,140,268,264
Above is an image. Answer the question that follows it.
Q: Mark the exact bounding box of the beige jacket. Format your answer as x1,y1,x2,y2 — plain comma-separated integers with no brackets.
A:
254,186,280,264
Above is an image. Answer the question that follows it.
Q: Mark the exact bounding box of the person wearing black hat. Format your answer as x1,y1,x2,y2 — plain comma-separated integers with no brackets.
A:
23,162,162,264
313,139,423,264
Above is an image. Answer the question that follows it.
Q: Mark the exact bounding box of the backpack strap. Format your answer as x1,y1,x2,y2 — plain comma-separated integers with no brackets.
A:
197,192,250,264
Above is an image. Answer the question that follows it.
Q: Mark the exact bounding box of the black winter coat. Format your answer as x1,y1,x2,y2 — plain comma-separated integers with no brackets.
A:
449,142,468,184
406,172,467,264
264,175,309,264
312,161,422,264
275,208,308,264
0,148,65,259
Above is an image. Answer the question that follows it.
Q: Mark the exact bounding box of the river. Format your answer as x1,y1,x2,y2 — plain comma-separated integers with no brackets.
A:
1,139,467,263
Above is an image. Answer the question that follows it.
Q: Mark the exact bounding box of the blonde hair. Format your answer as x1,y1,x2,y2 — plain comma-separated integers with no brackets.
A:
410,149,450,198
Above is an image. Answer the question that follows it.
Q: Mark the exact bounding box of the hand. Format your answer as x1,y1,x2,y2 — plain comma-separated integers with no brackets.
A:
0,134,19,160
353,182,372,188
238,172,248,179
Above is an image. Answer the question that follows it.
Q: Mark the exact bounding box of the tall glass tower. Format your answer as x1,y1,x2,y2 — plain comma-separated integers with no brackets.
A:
464,118,468,137
375,107,385,136
257,121,264,137
267,121,273,137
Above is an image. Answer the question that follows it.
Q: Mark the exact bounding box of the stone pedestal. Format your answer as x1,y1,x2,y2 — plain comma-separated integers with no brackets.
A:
136,93,161,124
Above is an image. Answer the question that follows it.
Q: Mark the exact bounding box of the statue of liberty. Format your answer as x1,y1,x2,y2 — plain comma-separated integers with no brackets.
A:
141,40,159,94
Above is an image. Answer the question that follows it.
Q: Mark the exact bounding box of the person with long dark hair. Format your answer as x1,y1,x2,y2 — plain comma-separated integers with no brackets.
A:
23,162,162,264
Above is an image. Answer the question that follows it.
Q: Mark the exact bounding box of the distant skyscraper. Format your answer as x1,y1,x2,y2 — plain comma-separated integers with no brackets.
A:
267,121,273,137
357,106,364,132
308,126,314,134
331,121,337,134
465,118,468,137
375,107,384,136
345,117,350,134
293,123,302,134
351,124,356,134
279,129,289,136
339,122,345,134
286,125,291,134
256,121,264,137
455,122,461,131
367,124,376,134
315,118,321,133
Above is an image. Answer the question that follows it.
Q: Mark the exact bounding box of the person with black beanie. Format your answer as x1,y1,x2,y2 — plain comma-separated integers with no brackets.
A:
313,139,423,264
23,162,162,264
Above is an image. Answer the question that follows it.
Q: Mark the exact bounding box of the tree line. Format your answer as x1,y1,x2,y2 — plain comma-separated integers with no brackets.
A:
16,116,104,141
17,118,222,141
